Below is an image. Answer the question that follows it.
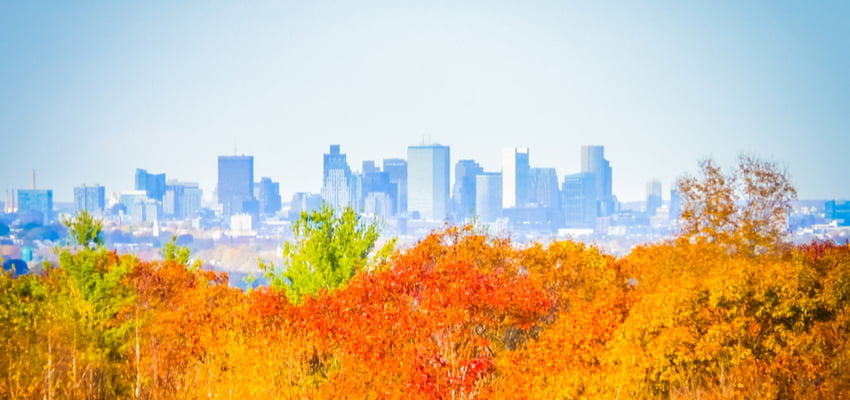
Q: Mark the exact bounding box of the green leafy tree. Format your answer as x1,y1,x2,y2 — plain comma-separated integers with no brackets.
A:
161,235,192,265
62,210,104,248
677,155,797,254
261,203,395,304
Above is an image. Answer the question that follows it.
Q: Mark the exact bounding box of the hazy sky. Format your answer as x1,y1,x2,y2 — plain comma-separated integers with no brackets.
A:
2,1,848,203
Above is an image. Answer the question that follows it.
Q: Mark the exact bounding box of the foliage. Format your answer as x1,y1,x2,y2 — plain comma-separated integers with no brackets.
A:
3,218,850,399
161,235,191,265
677,155,797,254
62,210,104,248
261,202,394,304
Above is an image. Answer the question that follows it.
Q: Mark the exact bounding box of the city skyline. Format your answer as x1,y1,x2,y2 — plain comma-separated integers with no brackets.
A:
2,2,849,202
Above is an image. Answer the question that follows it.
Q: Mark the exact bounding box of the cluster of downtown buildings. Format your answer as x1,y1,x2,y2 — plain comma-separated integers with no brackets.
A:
3,144,676,238
4,143,850,240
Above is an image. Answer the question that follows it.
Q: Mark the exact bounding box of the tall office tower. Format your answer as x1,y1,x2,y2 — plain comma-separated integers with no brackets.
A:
646,179,662,216
408,144,450,221
452,160,484,220
475,172,503,223
255,177,282,216
73,184,106,214
164,181,203,220
529,168,560,208
321,145,357,210
383,158,408,215
502,147,531,208
135,168,167,202
580,145,614,217
218,155,256,218
561,172,597,227
826,200,850,226
289,192,323,220
360,161,397,216
17,189,53,225
669,186,682,221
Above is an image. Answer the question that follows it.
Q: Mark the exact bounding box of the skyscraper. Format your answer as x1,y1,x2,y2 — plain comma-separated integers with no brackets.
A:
360,161,397,216
321,145,357,210
135,168,166,202
164,181,203,220
646,179,662,216
452,159,483,220
561,172,596,227
580,145,614,217
529,167,560,209
218,155,255,218
255,177,282,216
17,189,53,225
383,158,408,215
502,147,530,208
74,184,106,214
476,172,503,223
408,144,450,221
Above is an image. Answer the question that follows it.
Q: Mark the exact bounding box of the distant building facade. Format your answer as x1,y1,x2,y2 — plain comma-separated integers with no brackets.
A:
383,158,408,215
502,147,530,209
581,145,615,217
290,192,322,220
218,155,257,219
561,172,596,228
529,167,560,209
321,145,358,210
646,179,662,216
408,144,450,221
452,159,483,220
17,189,53,225
255,177,282,216
135,168,166,202
476,172,503,223
74,184,106,215
826,200,850,226
360,161,397,216
164,181,203,220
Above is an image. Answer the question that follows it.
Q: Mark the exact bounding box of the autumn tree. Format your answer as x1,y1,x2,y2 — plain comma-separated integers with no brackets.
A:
677,155,797,254
262,202,394,304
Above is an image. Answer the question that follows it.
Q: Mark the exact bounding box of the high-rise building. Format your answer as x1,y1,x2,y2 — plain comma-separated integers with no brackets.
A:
135,168,166,202
383,158,408,215
408,144,450,221
289,192,323,220
452,160,483,220
321,145,357,210
561,172,596,227
119,190,149,223
255,177,282,216
360,161,397,216
826,200,850,226
502,147,530,208
669,185,682,221
580,145,614,217
74,185,106,214
164,181,203,220
646,179,662,216
17,189,53,225
218,155,256,218
476,172,503,223
529,168,560,209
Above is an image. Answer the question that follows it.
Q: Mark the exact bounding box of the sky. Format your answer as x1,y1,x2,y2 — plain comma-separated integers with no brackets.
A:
1,1,848,203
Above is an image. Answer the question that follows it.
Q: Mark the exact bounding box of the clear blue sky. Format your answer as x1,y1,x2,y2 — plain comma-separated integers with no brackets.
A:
1,1,848,203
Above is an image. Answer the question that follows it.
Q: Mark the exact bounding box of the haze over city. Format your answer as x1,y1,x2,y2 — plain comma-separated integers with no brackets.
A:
2,1,849,202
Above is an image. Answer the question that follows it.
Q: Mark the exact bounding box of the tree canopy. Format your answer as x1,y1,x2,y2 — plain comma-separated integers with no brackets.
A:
261,203,395,304
677,155,797,254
